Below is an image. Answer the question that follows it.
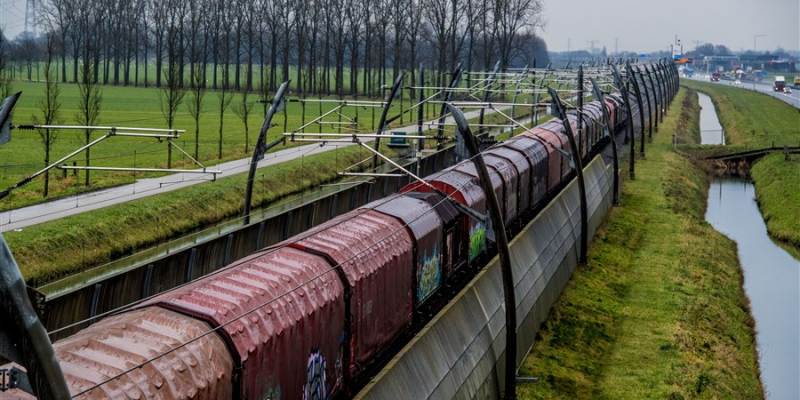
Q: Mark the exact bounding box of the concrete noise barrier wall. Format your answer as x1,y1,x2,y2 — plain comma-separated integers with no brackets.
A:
357,156,615,400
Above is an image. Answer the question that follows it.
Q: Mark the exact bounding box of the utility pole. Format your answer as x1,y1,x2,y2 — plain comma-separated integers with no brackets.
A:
25,0,38,36
753,34,765,90
586,39,599,55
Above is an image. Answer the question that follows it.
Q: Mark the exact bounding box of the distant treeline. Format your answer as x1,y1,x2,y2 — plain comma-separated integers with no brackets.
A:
2,0,551,96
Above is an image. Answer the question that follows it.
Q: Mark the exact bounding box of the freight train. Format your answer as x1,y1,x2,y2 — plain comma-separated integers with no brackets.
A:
7,73,666,400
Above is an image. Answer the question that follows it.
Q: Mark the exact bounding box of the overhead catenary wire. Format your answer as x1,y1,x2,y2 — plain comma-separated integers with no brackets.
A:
61,63,662,396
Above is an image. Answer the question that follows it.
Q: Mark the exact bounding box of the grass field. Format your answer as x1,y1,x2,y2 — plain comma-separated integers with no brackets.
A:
12,61,454,95
7,143,375,285
2,73,547,285
681,79,800,249
0,79,444,210
518,87,763,399
681,80,800,148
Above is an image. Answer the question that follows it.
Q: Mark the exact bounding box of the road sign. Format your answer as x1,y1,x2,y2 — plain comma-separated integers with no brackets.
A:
763,71,768,77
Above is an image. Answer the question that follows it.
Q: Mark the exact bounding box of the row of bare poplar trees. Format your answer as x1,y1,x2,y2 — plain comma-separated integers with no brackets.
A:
24,0,547,95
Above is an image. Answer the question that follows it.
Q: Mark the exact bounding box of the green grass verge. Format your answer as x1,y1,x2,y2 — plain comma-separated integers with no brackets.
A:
672,86,702,146
680,80,800,148
518,87,763,399
749,153,800,247
7,144,372,286
1,80,434,210
5,80,521,286
681,79,800,251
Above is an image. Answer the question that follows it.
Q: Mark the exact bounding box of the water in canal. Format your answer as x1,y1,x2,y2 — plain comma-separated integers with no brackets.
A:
699,91,800,399
706,179,800,399
697,92,726,145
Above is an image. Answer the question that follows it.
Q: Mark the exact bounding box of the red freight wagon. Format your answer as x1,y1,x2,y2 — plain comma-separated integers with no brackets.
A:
404,192,465,278
534,122,571,181
361,194,444,305
459,154,518,225
485,145,531,216
289,210,414,381
144,247,346,400
498,136,549,207
400,169,488,263
453,162,510,225
53,307,233,399
520,127,567,192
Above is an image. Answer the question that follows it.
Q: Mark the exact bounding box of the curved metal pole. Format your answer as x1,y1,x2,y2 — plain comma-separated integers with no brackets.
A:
547,87,588,264
591,77,620,205
577,65,584,156
626,63,646,158
371,73,405,169
656,63,667,122
243,81,289,225
660,61,671,112
0,236,70,399
447,104,517,400
637,66,653,140
611,64,635,179
645,65,660,133
436,62,464,150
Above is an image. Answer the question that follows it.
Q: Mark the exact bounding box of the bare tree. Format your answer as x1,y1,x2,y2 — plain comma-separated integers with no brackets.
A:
186,0,208,159
420,0,464,86
33,33,62,197
148,0,169,88
217,58,233,159
492,0,544,70
15,35,40,81
76,40,102,186
159,0,187,169
234,88,254,153
0,29,12,99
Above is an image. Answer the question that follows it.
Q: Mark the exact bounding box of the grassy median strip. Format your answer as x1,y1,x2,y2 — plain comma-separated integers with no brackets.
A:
681,79,800,250
518,88,763,399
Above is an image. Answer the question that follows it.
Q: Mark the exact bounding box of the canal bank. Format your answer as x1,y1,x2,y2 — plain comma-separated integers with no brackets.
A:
517,87,763,398
706,178,799,399
696,87,799,399
680,79,800,251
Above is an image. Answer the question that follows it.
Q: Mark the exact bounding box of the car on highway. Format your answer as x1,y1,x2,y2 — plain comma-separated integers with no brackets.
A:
784,87,793,95
734,80,741,86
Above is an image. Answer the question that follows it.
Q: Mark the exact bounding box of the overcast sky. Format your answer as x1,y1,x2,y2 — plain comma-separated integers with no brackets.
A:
0,0,798,55
539,0,799,54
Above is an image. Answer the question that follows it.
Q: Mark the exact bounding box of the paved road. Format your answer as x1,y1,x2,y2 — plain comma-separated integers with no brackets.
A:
0,108,502,232
686,75,800,109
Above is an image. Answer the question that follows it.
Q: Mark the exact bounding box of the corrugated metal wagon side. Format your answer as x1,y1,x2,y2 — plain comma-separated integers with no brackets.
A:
361,194,445,306
143,247,346,400
57,307,233,399
400,169,488,266
289,210,415,383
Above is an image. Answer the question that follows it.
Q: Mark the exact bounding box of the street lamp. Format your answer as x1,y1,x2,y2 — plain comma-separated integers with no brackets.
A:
753,34,765,90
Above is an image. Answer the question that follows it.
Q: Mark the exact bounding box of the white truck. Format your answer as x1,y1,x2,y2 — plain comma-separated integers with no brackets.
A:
773,76,786,92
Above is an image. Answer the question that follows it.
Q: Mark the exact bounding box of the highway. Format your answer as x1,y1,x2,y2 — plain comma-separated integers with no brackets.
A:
686,74,800,109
